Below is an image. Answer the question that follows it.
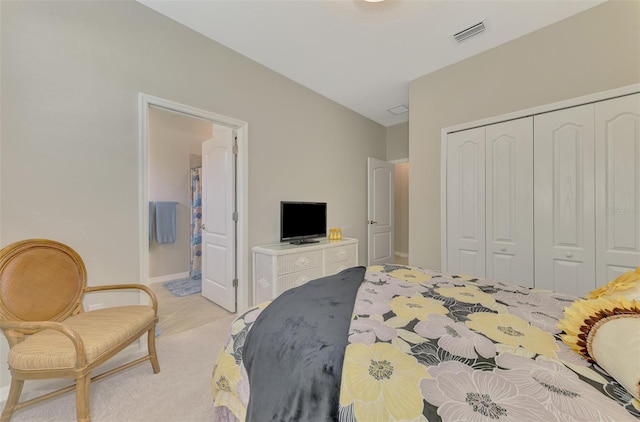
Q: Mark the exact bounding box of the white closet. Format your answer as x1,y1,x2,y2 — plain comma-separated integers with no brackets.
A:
446,127,486,279
443,88,639,296
595,95,640,283
534,104,596,296
446,118,534,287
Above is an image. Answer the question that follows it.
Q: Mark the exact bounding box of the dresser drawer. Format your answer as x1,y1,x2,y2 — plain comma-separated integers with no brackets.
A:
276,267,323,294
277,250,323,275
324,244,357,264
325,258,358,277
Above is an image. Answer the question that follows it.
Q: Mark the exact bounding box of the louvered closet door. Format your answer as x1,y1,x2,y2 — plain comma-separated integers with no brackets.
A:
485,118,534,287
446,127,486,277
534,104,595,297
595,93,640,285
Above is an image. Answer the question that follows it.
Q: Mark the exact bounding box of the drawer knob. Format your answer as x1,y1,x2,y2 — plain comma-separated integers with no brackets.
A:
500,247,506,252
565,252,573,258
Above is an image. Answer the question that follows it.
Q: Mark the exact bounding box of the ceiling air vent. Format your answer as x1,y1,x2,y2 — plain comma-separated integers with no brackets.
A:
452,21,486,43
387,104,408,116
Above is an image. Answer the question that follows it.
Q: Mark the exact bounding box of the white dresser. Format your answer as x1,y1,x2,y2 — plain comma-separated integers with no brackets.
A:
253,238,358,303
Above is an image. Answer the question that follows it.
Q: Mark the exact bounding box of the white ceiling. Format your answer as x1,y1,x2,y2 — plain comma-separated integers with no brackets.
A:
139,0,604,127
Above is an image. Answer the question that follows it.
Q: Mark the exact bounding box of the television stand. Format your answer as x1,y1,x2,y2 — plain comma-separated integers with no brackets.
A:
289,239,320,245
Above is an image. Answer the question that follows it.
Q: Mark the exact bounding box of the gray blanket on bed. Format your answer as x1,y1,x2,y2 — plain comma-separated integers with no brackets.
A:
243,266,366,422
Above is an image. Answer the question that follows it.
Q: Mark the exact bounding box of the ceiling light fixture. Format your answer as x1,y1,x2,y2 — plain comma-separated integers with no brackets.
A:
364,0,385,3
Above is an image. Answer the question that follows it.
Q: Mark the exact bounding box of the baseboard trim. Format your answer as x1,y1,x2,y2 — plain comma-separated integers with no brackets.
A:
394,251,408,258
148,272,189,285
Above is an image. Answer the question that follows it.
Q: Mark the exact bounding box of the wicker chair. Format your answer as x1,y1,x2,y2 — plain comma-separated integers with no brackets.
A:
0,239,160,422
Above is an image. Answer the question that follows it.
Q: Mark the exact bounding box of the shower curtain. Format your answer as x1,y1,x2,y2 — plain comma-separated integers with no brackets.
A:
190,167,202,282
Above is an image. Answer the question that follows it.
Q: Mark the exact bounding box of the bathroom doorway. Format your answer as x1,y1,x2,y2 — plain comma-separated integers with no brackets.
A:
138,94,249,336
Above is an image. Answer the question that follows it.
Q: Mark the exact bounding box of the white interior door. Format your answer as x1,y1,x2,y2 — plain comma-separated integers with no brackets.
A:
485,118,534,287
367,157,394,265
446,127,486,277
595,93,640,285
201,126,236,312
534,104,595,297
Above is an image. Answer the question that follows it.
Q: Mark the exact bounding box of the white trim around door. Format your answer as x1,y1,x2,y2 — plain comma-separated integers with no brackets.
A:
138,93,249,313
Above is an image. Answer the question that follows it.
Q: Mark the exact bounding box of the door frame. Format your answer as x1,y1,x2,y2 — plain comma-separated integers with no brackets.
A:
138,93,249,313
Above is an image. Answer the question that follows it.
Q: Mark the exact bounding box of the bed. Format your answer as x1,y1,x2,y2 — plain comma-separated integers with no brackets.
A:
212,265,640,421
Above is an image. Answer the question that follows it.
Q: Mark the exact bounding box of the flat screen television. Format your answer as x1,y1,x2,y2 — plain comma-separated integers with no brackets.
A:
280,201,327,244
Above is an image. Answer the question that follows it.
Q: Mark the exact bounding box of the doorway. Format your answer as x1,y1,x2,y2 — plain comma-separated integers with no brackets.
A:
138,94,249,336
367,158,409,266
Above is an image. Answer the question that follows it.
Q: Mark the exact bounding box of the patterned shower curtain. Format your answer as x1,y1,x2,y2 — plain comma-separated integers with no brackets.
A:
190,167,203,281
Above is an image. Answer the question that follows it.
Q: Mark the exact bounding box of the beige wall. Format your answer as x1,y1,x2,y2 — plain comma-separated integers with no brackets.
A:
408,0,640,269
148,107,212,279
394,162,409,256
386,122,409,161
0,1,385,392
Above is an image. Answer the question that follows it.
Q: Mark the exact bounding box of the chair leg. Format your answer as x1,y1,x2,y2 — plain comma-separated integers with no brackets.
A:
148,325,160,374
75,373,91,422
0,378,24,422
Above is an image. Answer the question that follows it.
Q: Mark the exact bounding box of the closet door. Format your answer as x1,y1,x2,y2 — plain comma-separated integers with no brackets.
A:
485,118,534,287
534,104,595,297
446,127,485,277
595,93,640,285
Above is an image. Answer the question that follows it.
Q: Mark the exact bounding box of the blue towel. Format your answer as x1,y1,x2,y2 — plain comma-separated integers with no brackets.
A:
155,201,176,244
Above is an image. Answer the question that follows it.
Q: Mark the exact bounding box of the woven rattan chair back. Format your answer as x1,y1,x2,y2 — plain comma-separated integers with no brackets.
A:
0,239,86,325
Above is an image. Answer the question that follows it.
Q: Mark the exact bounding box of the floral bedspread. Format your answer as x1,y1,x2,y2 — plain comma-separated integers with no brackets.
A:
212,265,640,421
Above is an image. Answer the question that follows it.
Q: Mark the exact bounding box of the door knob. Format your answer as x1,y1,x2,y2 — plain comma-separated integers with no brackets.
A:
200,223,206,230
368,220,378,225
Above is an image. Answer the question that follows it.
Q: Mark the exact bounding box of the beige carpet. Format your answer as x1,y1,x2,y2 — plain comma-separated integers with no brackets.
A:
1,313,237,422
